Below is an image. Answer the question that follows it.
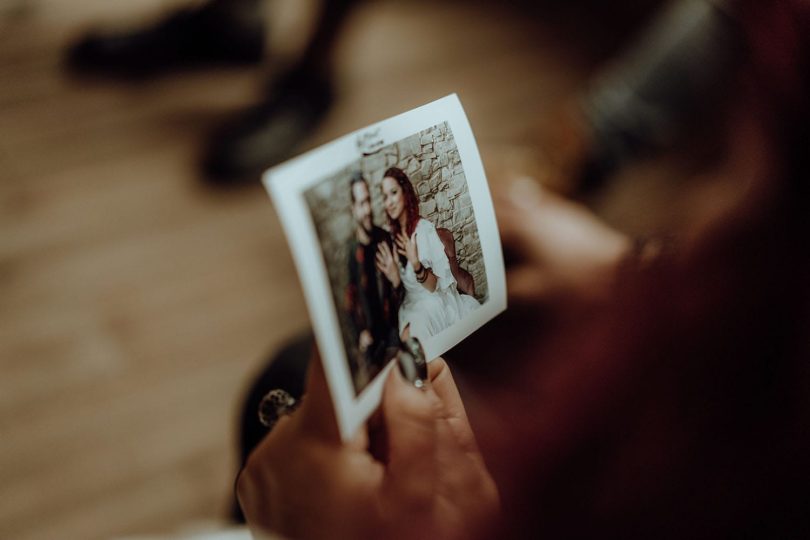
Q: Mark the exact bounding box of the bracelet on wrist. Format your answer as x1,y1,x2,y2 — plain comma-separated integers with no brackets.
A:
416,267,430,283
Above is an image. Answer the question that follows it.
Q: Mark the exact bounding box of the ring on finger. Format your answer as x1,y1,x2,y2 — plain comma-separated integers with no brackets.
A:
258,389,299,430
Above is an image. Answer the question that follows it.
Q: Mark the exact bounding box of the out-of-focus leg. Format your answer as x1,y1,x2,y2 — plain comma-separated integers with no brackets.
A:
203,0,361,181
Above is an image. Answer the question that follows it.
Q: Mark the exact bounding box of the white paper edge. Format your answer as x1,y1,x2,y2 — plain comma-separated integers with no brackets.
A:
264,94,506,441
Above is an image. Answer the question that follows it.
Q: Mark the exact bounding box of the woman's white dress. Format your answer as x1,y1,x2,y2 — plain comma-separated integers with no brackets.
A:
397,218,480,340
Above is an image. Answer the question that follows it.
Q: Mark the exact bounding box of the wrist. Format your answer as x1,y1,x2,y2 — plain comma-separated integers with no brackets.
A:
416,266,430,283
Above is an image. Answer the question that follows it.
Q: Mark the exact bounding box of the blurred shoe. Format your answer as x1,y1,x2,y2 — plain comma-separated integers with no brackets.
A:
67,5,265,78
203,68,334,182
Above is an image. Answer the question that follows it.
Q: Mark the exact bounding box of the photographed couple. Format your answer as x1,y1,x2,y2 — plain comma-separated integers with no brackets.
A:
345,166,480,370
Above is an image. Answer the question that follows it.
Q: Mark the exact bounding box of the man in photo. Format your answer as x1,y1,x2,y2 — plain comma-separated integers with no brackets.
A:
345,172,402,375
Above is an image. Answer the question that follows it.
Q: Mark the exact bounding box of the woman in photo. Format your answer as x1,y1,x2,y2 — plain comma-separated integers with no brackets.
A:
375,166,480,341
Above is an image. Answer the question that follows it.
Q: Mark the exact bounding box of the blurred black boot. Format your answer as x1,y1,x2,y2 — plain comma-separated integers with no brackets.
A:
202,67,334,182
67,1,265,78
202,0,356,182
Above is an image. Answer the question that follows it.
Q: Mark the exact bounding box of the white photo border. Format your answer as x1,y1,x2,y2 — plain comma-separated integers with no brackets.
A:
264,94,506,441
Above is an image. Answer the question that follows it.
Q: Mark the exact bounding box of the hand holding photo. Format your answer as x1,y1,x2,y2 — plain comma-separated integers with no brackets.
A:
264,95,506,440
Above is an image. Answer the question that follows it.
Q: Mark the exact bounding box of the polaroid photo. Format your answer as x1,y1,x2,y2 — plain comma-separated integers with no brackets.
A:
264,94,506,441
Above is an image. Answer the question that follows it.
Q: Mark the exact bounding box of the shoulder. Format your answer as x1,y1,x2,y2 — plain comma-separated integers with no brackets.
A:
416,218,436,235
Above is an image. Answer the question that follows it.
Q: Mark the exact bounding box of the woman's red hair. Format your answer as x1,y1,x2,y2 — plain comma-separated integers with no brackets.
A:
383,167,421,238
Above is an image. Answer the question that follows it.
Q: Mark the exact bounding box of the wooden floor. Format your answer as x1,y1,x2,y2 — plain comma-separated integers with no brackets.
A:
0,1,716,538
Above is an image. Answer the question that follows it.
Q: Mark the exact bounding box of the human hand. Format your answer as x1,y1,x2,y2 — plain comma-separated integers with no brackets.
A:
236,354,499,540
358,330,373,353
495,176,630,305
375,241,401,288
395,231,420,270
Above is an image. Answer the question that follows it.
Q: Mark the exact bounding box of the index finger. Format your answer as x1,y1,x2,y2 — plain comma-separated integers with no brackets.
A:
427,358,480,454
380,241,392,258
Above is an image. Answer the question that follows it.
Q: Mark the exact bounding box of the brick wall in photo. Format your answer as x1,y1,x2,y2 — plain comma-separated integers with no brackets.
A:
307,122,488,305
363,123,488,303
305,123,489,391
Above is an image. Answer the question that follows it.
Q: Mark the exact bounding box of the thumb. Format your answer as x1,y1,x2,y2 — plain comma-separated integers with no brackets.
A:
380,357,442,507
295,350,342,443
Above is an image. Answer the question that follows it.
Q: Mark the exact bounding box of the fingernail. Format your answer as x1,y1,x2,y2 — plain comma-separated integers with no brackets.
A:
397,338,428,389
258,389,298,430
397,352,422,388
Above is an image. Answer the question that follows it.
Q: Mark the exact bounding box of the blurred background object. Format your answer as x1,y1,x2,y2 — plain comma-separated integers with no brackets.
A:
0,0,747,538
65,0,350,181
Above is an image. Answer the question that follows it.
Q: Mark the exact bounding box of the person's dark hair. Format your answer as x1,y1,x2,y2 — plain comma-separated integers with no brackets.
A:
349,172,368,204
383,167,421,238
